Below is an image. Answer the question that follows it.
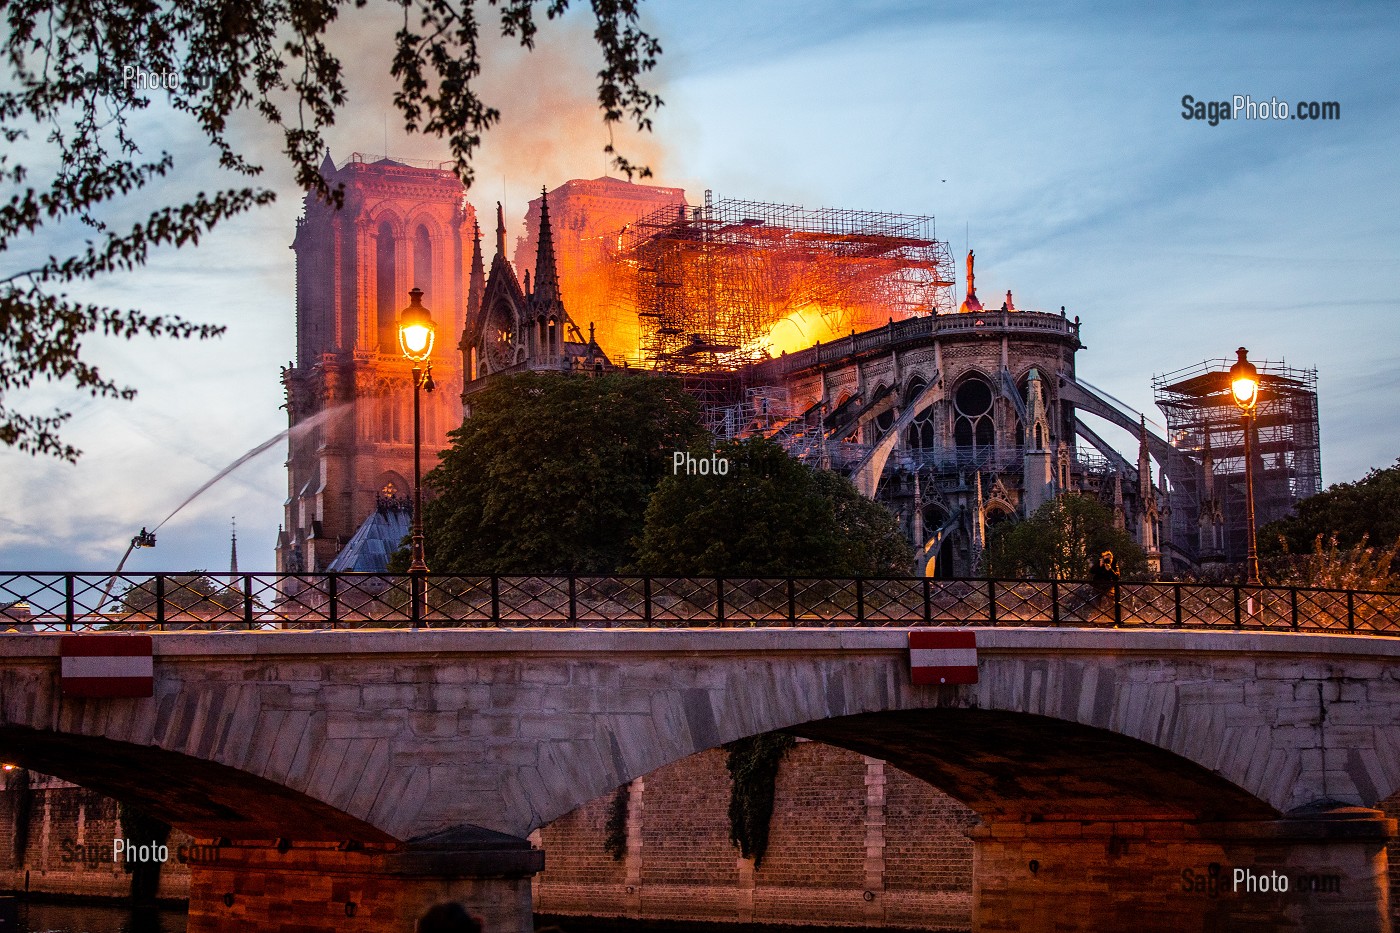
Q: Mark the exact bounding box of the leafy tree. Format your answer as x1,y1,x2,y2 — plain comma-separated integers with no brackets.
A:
420,372,705,574
1,0,662,459
982,494,1147,580
1262,534,1400,593
631,436,913,577
1260,460,1400,556
119,573,242,614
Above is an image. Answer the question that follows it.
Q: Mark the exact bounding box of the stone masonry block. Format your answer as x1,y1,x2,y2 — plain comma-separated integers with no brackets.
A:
360,684,417,709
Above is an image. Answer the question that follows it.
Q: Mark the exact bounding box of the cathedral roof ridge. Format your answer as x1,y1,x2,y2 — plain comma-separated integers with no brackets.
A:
340,151,457,173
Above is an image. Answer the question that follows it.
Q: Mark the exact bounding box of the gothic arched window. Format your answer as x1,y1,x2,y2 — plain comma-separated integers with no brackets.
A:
904,376,936,450
376,222,398,349
871,385,893,442
413,225,433,306
835,393,858,444
953,375,996,453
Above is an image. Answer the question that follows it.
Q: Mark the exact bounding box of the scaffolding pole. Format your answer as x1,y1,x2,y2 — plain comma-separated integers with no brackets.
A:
612,196,957,373
1153,359,1321,565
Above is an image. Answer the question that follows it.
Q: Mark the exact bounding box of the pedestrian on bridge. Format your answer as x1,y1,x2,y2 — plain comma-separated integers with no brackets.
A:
1090,550,1120,620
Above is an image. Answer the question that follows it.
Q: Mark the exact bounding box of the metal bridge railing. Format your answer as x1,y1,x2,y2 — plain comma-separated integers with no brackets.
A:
1,573,1397,635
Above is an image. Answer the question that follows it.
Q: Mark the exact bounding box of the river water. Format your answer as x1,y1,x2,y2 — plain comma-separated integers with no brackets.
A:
7,902,184,933
6,903,923,933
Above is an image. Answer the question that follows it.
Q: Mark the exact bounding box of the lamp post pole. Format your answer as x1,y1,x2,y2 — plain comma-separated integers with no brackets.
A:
409,362,428,627
1229,347,1261,586
397,287,436,630
1241,406,1259,585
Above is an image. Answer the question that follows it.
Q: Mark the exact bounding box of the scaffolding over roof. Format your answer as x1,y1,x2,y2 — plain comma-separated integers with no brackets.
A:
1153,357,1321,564
613,194,957,372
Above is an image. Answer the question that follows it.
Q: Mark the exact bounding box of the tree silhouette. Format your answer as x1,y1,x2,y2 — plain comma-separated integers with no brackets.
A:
0,0,662,458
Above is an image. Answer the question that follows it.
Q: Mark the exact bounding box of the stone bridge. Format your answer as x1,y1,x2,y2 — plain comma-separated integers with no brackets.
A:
2,627,1399,932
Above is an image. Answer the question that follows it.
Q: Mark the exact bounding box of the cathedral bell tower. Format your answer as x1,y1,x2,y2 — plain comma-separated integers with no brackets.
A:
278,153,476,572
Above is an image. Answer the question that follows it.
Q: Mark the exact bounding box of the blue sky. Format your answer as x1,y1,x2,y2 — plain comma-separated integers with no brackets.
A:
1,0,1396,572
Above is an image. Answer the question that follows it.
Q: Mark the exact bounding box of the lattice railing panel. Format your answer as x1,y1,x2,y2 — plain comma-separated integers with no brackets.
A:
1,572,1395,635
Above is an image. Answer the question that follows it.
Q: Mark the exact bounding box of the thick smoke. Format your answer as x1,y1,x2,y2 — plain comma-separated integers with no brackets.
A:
294,4,675,234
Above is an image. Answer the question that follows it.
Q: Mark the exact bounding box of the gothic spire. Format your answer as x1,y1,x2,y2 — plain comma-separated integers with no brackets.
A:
495,202,506,259
1137,416,1161,575
1026,368,1049,451
972,471,986,554
467,219,484,322
1112,470,1126,530
912,472,924,571
228,517,239,587
532,186,562,309
1137,415,1154,501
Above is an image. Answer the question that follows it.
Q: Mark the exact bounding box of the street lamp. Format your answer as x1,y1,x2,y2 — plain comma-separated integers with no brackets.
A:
1229,346,1260,585
398,287,436,628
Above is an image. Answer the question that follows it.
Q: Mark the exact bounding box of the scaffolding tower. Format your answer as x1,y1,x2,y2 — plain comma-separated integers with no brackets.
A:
613,194,957,372
1153,359,1321,565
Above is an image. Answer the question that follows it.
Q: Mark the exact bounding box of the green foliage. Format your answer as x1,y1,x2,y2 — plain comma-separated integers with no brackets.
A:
1,0,662,458
1263,534,1400,592
632,436,913,576
118,801,171,902
983,494,1147,580
1261,460,1400,557
421,372,705,573
603,782,630,861
814,470,919,578
724,732,795,866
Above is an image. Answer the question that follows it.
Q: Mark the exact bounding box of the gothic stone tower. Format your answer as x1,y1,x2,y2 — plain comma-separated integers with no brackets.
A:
278,154,476,572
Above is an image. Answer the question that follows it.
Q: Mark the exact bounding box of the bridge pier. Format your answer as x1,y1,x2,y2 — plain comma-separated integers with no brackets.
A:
971,806,1393,932
186,832,544,933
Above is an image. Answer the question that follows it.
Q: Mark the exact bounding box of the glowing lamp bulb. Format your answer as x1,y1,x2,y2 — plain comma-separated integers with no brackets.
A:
2,764,14,771
401,324,431,356
1228,347,1259,412
397,288,436,362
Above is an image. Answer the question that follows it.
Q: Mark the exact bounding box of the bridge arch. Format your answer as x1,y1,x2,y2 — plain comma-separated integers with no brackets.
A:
0,725,394,842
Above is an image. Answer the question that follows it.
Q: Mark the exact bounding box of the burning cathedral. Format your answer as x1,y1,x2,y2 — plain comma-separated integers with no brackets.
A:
278,154,1320,578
